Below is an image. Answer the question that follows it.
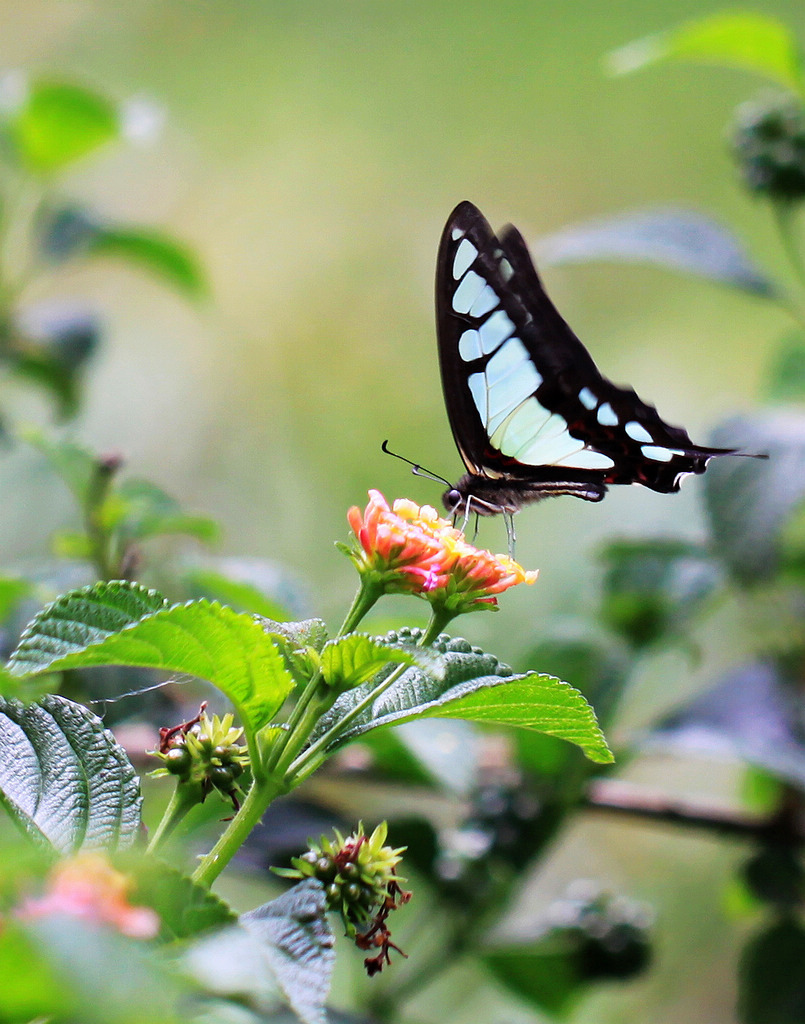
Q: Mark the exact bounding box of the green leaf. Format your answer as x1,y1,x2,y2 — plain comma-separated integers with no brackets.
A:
739,919,805,1024
186,566,292,621
88,226,206,297
240,880,335,1024
0,921,71,1020
765,332,805,402
599,539,723,649
125,856,236,940
20,425,100,505
7,581,295,736
115,478,219,545
6,79,119,173
184,556,311,622
24,917,185,1024
482,945,580,1017
536,208,775,297
607,13,805,94
0,693,141,853
320,634,422,692
313,631,612,764
704,412,805,584
0,575,33,622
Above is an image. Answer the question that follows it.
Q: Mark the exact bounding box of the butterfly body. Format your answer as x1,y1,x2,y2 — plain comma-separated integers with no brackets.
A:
436,201,740,522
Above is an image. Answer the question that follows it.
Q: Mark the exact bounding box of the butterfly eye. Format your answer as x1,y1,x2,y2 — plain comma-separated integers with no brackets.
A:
445,488,463,511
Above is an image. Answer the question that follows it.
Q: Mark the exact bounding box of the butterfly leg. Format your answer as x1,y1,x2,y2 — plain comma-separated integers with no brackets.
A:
504,511,516,558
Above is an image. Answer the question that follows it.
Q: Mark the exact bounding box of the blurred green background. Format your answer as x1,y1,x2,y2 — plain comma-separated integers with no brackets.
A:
0,1,800,1020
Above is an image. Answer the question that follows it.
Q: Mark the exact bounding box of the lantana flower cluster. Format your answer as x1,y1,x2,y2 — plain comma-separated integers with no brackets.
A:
346,490,537,614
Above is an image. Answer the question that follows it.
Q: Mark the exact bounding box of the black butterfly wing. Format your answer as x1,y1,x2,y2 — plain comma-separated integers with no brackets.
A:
436,201,736,496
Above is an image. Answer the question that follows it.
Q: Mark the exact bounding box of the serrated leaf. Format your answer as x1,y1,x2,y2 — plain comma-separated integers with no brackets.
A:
607,13,805,94
5,79,119,173
0,693,141,853
320,634,424,692
88,226,206,297
313,631,612,764
240,880,335,1024
536,208,775,296
7,581,295,736
704,412,805,584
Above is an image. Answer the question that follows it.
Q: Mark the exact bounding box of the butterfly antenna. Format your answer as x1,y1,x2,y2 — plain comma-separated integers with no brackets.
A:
381,440,452,487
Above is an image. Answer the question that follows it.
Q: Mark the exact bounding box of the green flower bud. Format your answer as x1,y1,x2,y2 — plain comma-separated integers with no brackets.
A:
730,93,805,201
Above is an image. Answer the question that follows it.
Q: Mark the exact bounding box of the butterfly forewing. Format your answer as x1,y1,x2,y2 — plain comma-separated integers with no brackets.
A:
436,201,736,498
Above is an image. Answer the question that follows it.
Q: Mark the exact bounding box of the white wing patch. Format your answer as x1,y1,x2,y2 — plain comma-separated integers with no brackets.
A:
597,402,618,427
625,420,653,443
452,270,486,314
453,238,478,279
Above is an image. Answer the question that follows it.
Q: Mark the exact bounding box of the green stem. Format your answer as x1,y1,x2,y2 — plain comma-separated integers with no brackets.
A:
288,605,456,784
192,774,285,889
338,576,384,637
145,784,202,854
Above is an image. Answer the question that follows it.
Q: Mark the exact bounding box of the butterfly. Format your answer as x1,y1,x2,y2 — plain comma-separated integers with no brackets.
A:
426,199,750,546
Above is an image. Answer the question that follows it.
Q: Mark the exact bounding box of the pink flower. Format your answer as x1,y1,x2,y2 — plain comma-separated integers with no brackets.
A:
347,491,538,611
18,853,159,939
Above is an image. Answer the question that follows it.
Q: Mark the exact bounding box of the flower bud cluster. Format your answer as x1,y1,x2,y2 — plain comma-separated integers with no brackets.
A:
150,708,249,809
730,93,805,201
275,821,410,974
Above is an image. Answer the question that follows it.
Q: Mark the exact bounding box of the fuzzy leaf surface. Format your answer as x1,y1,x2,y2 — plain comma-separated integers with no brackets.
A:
7,581,294,734
313,630,612,764
239,880,335,1024
0,693,141,853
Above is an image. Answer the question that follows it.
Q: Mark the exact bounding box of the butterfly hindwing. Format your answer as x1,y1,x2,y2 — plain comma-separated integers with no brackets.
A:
436,201,735,503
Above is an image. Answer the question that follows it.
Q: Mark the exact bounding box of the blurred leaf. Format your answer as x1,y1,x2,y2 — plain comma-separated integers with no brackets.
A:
742,847,805,909
0,693,141,853
7,581,295,738
188,567,290,620
607,13,805,94
599,539,723,649
313,630,613,764
5,79,119,173
739,919,805,1024
20,426,102,506
10,347,83,417
126,857,236,940
25,917,185,1024
116,478,219,545
15,303,100,370
87,226,206,297
184,556,311,621
0,576,33,623
649,661,805,789
0,920,72,1019
183,925,284,1015
36,205,206,296
240,880,335,1024
536,208,775,296
765,332,805,402
387,718,481,793
482,945,579,1016
704,412,805,584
